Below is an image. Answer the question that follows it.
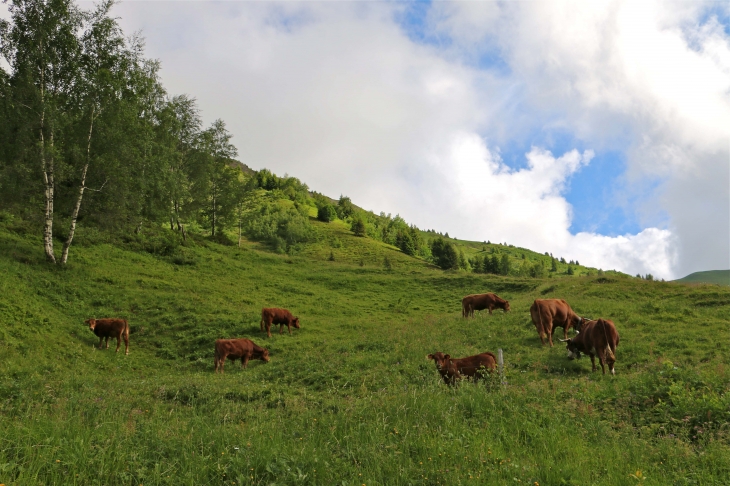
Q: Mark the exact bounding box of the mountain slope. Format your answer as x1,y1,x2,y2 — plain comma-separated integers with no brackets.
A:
674,269,730,286
1,218,729,484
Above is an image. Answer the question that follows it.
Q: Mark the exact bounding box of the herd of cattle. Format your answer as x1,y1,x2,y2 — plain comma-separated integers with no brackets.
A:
84,293,619,383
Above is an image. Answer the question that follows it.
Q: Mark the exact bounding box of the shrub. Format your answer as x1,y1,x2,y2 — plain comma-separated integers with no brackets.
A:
317,205,337,223
351,218,366,237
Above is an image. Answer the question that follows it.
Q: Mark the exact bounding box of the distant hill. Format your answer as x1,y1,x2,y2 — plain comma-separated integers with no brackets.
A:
674,270,730,286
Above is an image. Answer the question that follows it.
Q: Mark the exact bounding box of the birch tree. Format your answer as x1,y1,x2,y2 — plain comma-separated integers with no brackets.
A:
4,0,82,262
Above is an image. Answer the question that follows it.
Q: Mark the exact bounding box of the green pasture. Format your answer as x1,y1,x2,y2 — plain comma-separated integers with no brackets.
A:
0,220,729,485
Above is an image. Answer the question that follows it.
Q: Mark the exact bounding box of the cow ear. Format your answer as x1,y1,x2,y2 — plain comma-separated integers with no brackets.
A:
444,354,451,360
426,354,433,360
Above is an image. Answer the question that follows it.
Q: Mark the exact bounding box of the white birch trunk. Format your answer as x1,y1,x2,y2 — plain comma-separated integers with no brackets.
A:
61,107,95,264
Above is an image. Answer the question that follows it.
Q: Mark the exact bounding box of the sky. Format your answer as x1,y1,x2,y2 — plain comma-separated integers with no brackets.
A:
4,1,729,279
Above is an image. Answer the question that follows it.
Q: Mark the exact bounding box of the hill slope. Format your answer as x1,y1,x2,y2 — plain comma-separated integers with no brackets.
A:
674,269,730,286
1,219,729,485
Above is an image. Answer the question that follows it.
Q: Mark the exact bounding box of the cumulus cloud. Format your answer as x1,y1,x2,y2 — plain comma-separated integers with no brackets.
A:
57,1,730,278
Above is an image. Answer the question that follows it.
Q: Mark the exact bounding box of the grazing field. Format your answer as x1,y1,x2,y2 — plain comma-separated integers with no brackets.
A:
1,220,729,485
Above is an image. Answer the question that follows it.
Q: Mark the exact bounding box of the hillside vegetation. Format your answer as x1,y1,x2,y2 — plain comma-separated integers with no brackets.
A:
1,216,729,485
675,270,730,286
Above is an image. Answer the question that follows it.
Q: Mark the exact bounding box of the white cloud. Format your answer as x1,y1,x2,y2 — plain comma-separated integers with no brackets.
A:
96,1,730,278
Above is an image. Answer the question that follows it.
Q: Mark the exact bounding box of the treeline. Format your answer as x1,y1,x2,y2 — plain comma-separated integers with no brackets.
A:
0,0,597,277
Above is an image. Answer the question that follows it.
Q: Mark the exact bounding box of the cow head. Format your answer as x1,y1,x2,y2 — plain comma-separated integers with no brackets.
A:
261,348,271,363
503,301,511,312
426,352,449,370
293,317,300,329
85,318,97,331
560,338,582,360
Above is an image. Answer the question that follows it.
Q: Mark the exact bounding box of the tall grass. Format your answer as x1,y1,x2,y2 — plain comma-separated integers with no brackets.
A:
1,220,729,484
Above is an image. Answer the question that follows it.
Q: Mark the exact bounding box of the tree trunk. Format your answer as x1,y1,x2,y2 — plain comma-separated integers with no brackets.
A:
41,114,56,264
39,63,56,264
61,107,95,265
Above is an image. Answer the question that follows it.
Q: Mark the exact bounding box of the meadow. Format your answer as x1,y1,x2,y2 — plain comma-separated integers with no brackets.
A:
0,216,729,485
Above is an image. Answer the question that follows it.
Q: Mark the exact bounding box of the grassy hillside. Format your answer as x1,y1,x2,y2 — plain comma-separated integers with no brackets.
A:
1,217,729,485
675,270,730,286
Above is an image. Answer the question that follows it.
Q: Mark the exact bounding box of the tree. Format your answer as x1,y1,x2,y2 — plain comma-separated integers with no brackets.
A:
197,119,238,237
317,204,337,223
458,250,469,271
351,217,366,236
4,0,83,262
336,195,354,220
430,238,458,270
61,0,129,264
500,253,510,275
551,257,558,272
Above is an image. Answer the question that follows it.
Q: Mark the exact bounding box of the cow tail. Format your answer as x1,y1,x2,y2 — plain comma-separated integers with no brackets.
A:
601,320,616,361
536,302,545,339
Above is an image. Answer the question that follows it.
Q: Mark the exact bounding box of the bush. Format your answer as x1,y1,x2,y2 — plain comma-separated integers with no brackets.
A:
351,218,366,237
244,202,315,252
317,205,337,223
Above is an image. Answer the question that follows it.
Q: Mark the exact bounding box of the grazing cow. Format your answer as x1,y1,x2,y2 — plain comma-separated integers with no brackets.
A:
214,338,270,373
529,299,586,347
85,318,130,355
561,318,619,375
260,308,300,338
427,351,497,385
462,293,511,317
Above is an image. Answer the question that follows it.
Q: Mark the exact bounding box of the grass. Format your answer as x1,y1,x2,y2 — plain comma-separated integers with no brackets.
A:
1,217,729,485
674,270,730,286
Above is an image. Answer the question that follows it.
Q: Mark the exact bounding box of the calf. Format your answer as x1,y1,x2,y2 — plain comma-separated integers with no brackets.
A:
85,318,130,355
214,338,270,373
462,293,510,317
530,299,586,346
260,308,300,338
561,318,620,375
427,351,497,385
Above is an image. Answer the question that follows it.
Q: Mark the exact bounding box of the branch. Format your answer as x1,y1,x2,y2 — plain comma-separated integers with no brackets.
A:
84,178,108,192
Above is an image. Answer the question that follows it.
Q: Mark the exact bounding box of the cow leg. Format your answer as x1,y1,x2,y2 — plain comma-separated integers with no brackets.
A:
115,333,121,353
547,325,555,347
279,324,284,335
124,333,129,355
242,354,250,369
488,307,493,315
98,336,104,349
220,355,226,373
590,354,597,372
266,322,272,338
287,323,292,335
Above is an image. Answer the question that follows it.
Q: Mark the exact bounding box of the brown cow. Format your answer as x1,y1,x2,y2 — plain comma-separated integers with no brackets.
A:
214,338,270,373
462,293,511,317
427,351,497,385
561,318,619,375
85,318,130,355
529,299,586,347
260,308,300,338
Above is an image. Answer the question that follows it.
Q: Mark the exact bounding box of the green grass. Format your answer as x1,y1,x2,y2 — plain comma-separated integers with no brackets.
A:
1,218,729,485
674,270,730,286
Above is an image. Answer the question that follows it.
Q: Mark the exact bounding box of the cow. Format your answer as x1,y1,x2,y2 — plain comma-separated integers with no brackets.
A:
85,318,130,355
426,351,497,385
260,308,300,338
529,299,587,347
462,293,511,318
560,318,619,375
214,338,270,373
